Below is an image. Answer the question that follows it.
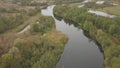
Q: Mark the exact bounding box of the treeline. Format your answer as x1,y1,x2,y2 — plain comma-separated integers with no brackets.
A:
0,14,25,33
13,0,32,5
11,0,84,6
0,6,41,34
84,2,113,9
53,5,120,68
13,0,48,6
0,8,19,13
53,0,84,4
0,15,68,68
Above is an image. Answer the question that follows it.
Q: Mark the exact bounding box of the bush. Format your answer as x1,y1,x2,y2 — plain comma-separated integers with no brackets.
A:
31,16,55,35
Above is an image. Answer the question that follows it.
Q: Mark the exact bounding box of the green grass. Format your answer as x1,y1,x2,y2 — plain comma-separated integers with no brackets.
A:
98,6,120,16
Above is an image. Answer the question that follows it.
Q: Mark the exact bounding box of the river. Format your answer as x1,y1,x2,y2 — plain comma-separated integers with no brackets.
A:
41,5,104,68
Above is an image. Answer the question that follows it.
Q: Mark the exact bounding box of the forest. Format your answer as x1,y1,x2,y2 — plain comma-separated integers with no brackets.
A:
0,15,68,68
0,0,68,68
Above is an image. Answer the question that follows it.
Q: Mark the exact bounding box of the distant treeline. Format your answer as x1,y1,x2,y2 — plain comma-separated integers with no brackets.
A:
12,0,84,5
84,1,113,9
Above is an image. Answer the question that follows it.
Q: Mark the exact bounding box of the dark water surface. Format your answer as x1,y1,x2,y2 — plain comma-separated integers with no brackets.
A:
41,5,104,68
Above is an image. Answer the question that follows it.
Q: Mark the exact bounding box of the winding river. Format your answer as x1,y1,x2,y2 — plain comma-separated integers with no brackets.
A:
41,5,104,68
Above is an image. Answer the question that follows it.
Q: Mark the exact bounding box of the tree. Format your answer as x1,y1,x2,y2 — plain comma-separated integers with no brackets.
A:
83,21,93,31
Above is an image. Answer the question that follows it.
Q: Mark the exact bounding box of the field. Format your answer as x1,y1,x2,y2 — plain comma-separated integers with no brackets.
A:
98,5,120,16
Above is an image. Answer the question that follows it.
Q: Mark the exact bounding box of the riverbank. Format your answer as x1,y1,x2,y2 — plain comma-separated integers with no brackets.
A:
53,5,120,68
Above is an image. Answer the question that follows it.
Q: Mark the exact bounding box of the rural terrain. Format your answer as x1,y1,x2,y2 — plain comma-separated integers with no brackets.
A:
0,0,120,68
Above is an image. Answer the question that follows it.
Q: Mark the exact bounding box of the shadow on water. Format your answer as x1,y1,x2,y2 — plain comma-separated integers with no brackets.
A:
83,31,104,53
54,13,80,27
54,13,105,59
82,30,105,59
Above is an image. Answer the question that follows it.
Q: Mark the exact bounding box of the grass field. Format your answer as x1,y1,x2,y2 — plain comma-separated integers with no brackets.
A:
98,6,120,16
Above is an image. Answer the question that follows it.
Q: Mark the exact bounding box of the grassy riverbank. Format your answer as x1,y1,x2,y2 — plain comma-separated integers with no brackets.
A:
53,5,120,68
